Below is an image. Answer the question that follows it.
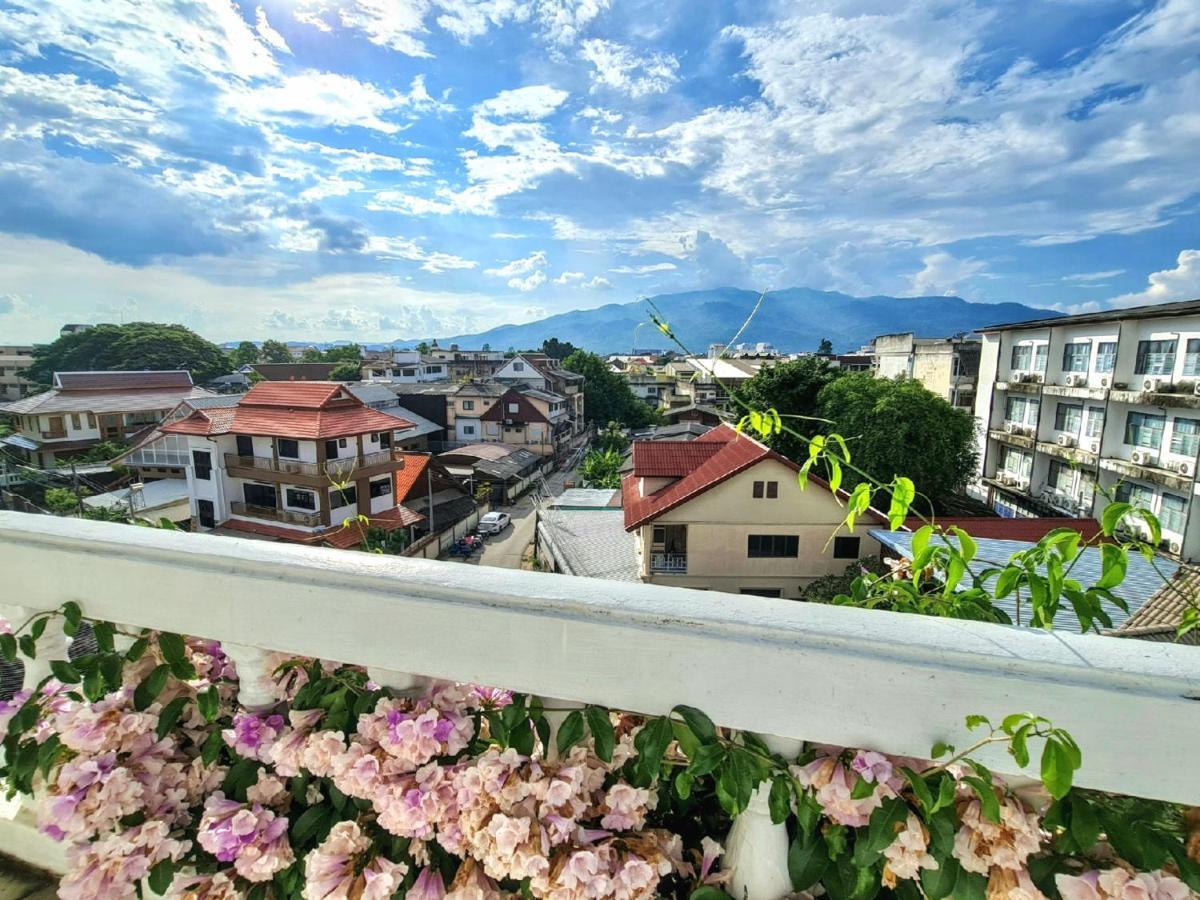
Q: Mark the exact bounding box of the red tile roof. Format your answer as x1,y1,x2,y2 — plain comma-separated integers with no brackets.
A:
901,516,1108,543
630,441,723,477
240,381,346,408
221,505,425,550
393,454,430,502
55,371,193,390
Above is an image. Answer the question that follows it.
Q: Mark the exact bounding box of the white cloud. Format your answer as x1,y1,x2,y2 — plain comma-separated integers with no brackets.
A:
508,269,547,292
580,40,679,97
584,275,612,290
266,308,307,330
365,235,478,273
610,262,677,275
484,250,548,290
1061,269,1126,282
255,6,292,54
909,252,987,296
553,270,584,284
475,85,569,120
1107,250,1200,308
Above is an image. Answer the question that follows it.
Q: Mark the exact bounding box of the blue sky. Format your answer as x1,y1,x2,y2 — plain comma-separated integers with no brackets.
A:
0,0,1198,343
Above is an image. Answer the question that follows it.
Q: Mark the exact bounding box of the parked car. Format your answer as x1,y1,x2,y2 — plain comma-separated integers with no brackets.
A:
478,512,511,534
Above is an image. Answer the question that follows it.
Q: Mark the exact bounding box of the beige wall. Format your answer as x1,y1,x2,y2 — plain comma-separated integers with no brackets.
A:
636,457,883,597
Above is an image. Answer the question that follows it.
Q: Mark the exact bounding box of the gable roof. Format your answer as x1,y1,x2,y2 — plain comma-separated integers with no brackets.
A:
393,453,431,502
1112,565,1199,645
901,516,1107,543
481,388,549,424
249,363,338,381
630,441,724,477
54,370,194,390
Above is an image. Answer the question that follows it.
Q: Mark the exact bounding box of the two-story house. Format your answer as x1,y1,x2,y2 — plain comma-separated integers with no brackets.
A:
622,424,885,597
973,298,1200,560
0,371,214,468
494,354,586,437
425,344,506,381
362,350,448,383
480,386,571,457
157,381,423,547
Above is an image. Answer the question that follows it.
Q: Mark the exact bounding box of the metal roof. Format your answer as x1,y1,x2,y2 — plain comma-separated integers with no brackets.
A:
537,510,640,582
551,488,622,509
979,297,1200,333
54,370,193,390
1,434,40,451
870,529,1179,634
1112,565,1199,645
82,478,189,513
1,385,216,415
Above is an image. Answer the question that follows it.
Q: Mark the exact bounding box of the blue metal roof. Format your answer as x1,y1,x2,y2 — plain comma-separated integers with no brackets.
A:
1,434,40,451
869,529,1179,634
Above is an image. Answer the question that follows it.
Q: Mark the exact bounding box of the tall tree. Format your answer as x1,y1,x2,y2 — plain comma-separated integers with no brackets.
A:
817,374,978,512
300,347,325,362
323,344,363,363
230,341,260,368
562,350,657,428
259,340,293,363
28,322,230,383
328,361,363,382
817,338,834,354
733,357,842,460
541,338,577,360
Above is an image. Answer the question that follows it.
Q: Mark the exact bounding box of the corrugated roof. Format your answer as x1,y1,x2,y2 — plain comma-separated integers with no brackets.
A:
1112,566,1199,645
438,443,517,461
2,385,216,415
537,510,640,581
473,448,542,480
871,529,1178,633
54,370,193,390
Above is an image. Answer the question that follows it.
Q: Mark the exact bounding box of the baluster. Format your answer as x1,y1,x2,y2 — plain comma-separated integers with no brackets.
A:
221,643,279,711
725,735,802,900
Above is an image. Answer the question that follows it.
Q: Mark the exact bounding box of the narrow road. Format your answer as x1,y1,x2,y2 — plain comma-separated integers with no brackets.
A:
458,464,580,570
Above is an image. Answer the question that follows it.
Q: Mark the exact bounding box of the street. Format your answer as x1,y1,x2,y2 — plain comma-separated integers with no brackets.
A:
455,464,578,570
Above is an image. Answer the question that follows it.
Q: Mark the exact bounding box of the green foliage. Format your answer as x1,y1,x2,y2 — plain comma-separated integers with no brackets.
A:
541,338,578,360
364,526,409,555
43,486,83,515
578,448,622,489
817,373,978,512
229,341,260,368
800,556,889,602
28,322,230,383
596,421,629,454
259,340,293,363
322,344,363,364
328,361,363,382
818,338,834,354
562,350,658,428
56,440,127,466
81,505,132,523
733,357,841,460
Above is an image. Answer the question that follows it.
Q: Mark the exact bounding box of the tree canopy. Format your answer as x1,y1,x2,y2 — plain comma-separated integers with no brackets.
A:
732,357,841,460
259,340,293,363
817,373,978,512
817,338,834,354
28,323,230,384
322,344,363,364
329,361,362,382
578,448,622,489
561,350,657,428
229,341,260,368
540,338,577,360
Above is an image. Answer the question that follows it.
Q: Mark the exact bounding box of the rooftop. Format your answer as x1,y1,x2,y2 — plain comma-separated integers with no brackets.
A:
249,362,338,381
1113,565,1200,645
53,370,193,390
980,297,1200,333
901,516,1107,543
537,508,640,581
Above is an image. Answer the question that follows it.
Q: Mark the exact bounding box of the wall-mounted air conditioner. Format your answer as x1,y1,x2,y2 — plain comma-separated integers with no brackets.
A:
1056,434,1075,447
1098,376,1111,389
1005,422,1021,434
1064,374,1086,387
1015,477,1031,491
1087,439,1101,454
1142,376,1166,392
1175,459,1193,477
1130,449,1158,467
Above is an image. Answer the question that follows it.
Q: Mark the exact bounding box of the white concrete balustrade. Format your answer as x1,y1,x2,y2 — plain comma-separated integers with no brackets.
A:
1,511,1199,894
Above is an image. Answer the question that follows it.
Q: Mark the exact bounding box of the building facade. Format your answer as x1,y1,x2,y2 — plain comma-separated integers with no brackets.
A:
973,298,1200,560
362,350,448,383
480,386,571,457
872,332,980,408
0,346,36,403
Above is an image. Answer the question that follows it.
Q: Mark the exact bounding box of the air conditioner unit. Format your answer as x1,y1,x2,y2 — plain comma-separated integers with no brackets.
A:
1056,433,1075,447
1023,373,1044,384
1142,376,1166,392
1130,449,1158,467
1175,459,1193,477
1005,421,1020,434
1015,477,1031,491
1193,381,1200,397
1168,540,1182,555
1099,375,1111,389
1064,374,1086,387
1087,438,1101,454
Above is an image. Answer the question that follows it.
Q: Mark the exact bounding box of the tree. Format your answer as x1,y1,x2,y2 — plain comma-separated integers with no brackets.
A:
541,338,577,360
44,486,84,516
28,322,230,383
416,342,430,355
259,340,293,363
578,449,623,489
816,373,978,512
230,341,260,368
562,350,657,429
817,338,834,354
323,344,363,364
733,357,842,460
597,421,629,454
300,348,325,362
329,362,362,382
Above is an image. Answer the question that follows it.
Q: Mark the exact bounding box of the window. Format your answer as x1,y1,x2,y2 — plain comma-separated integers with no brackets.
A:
740,588,782,597
1047,459,1074,494
1115,481,1154,508
1170,418,1200,457
286,488,316,510
1062,342,1090,373
1054,403,1083,434
1185,339,1200,377
1134,339,1177,375
325,439,339,460
652,525,666,546
1084,407,1104,439
1160,493,1187,534
196,499,215,529
1005,395,1039,425
379,431,392,449
277,439,299,459
747,534,799,558
71,413,81,429
1011,344,1032,370
833,536,860,559
513,362,524,371
369,477,392,499
1000,447,1031,477
1094,342,1117,373
1125,411,1165,449
338,438,348,448
462,424,475,435
192,450,212,481
752,480,779,499
462,400,475,411
330,485,357,509
243,483,277,508
1033,344,1048,372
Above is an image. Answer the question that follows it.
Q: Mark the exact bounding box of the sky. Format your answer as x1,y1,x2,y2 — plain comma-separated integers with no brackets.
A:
0,0,1198,344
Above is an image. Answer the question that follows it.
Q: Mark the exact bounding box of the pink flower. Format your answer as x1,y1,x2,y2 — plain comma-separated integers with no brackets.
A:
792,755,890,828
699,836,723,883
953,794,1042,875
409,867,448,900
222,712,285,763
197,792,293,882
303,820,409,900
600,783,654,831
850,750,894,785
58,821,188,900
301,730,347,778
882,813,938,885
1057,870,1193,900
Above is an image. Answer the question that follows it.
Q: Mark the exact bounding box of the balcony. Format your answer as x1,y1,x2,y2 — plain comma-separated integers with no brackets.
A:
228,500,320,527
988,425,1036,450
39,428,67,440
1,513,1197,894
224,448,403,482
649,551,687,573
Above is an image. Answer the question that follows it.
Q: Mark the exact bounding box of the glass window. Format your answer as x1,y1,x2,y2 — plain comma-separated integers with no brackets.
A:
1184,339,1200,377
1084,407,1104,438
369,477,392,499
1170,418,1200,457
513,362,524,371
1115,482,1154,508
753,480,764,498
1134,339,1177,375
1033,344,1048,372
1054,403,1083,434
1061,342,1090,372
1047,459,1074,493
243,483,277,508
330,485,357,508
1005,396,1039,425
1125,411,1165,449
1094,342,1117,373
1000,447,1031,477
285,489,316,510
462,400,474,410
1160,494,1187,534
192,450,212,481
747,534,799,558
277,439,299,459
1010,344,1032,370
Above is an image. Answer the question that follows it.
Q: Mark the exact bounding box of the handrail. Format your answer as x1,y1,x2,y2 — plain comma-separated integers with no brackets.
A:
0,512,1197,803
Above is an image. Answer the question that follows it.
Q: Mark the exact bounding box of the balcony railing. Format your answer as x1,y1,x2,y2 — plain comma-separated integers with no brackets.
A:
229,500,320,527
225,448,402,479
0,513,1198,881
649,551,687,573
39,429,67,439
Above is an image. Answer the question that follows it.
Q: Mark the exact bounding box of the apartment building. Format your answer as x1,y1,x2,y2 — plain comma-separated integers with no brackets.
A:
974,298,1200,560
659,356,763,410
622,424,885,597
0,371,213,468
0,346,36,403
362,350,448,383
156,381,421,546
426,344,505,381
872,332,980,408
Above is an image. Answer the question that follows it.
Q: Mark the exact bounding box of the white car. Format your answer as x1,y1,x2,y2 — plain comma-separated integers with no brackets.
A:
478,512,511,534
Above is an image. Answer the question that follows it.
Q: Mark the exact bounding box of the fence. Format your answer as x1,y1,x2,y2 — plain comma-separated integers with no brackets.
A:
403,505,484,559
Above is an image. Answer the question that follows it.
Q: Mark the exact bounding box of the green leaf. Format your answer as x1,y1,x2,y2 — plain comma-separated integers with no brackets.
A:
18,634,35,659
0,633,15,662
850,774,876,799
157,632,195,680
290,804,331,846
147,859,175,895
672,704,717,744
1069,794,1100,850
49,660,81,684
690,889,733,900
1096,543,1128,590
36,735,61,778
61,601,82,630
197,685,220,723
675,770,694,800
584,706,614,763
899,767,933,813
125,637,149,662
911,525,933,559
1101,502,1132,537
555,710,585,757
686,741,726,777
963,776,1000,823
964,714,990,731
888,477,916,530
788,830,830,892
91,621,115,653
133,664,170,711
796,788,822,837
631,716,674,786
156,696,189,740
1040,737,1077,799
769,775,792,825
201,730,223,766
994,566,1021,599
930,740,953,759
854,797,909,866
951,527,977,565
930,774,957,814
31,617,47,640
921,856,962,900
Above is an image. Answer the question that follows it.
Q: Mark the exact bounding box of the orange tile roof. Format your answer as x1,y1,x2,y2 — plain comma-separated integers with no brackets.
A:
901,516,1108,543
630,441,723,477
393,454,431,502
240,381,346,408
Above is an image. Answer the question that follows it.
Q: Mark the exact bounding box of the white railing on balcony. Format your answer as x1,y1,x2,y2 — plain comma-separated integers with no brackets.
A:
649,551,687,573
1,512,1198,886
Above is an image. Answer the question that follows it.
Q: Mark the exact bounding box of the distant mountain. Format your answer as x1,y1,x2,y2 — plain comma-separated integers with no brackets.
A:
395,287,1060,354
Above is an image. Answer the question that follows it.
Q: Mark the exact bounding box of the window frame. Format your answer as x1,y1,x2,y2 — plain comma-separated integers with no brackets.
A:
285,488,317,511
1169,417,1200,457
368,477,392,499
330,485,357,509
1124,411,1166,449
1159,493,1187,534
1061,342,1090,373
832,536,860,559
1054,402,1083,434
1134,339,1177,376
277,438,300,459
747,534,799,558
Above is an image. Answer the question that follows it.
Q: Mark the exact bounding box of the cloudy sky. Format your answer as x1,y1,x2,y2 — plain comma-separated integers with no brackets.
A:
1,0,1198,344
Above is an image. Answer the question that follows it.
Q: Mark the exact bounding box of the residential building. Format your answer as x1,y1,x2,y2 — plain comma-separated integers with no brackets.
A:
361,350,448,383
480,386,571,457
622,424,885,596
117,395,241,481
623,367,674,407
249,363,338,381
658,403,725,428
872,332,980,408
973,298,1200,560
0,346,36,402
392,452,478,539
536,489,639,581
493,354,586,436
1111,564,1199,645
437,443,547,504
660,356,763,410
346,383,443,450
82,479,192,526
157,381,423,548
425,344,505,381
0,371,214,468
436,381,507,444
